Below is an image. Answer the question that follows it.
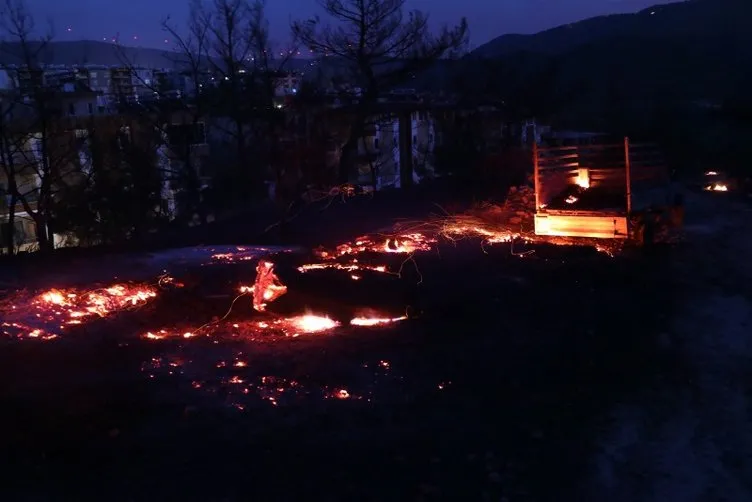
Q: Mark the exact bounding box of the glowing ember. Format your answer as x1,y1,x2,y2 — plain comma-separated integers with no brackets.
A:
565,195,578,204
2,283,158,339
251,261,287,311
705,171,718,176
333,389,350,399
350,316,407,326
705,183,728,192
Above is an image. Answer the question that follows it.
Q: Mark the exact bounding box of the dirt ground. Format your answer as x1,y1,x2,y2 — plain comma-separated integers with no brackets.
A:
0,189,748,501
587,190,752,501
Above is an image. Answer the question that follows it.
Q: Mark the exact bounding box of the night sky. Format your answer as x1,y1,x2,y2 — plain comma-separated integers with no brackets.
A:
29,0,679,49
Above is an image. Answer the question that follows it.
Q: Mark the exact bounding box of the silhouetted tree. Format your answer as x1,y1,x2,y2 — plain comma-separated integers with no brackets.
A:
194,0,295,199
0,0,89,253
292,0,468,185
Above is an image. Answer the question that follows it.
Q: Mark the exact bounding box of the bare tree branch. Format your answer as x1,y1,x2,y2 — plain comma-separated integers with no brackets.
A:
291,0,467,185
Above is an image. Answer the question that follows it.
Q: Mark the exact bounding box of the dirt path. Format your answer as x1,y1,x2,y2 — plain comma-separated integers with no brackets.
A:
587,191,752,501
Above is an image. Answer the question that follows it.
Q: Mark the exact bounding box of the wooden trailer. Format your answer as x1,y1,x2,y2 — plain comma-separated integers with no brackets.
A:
533,137,673,240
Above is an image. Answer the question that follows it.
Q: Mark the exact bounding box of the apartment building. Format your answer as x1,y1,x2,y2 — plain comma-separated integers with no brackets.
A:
350,109,437,189
274,73,301,97
0,125,88,253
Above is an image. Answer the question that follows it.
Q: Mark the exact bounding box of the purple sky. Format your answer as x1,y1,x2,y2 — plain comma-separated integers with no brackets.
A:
27,0,680,49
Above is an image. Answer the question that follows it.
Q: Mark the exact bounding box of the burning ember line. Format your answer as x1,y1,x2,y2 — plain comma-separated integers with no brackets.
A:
211,253,255,262
398,212,619,256
244,313,340,337
209,246,274,263
350,316,407,326
144,311,408,341
439,223,523,245
314,233,436,260
297,262,390,275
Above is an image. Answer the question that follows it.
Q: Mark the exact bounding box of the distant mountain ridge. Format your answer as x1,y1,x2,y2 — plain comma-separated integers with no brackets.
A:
0,40,180,68
0,40,312,72
457,0,752,130
471,0,751,59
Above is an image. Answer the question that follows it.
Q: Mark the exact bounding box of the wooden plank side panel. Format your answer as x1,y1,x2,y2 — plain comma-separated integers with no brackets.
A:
589,168,627,190
534,214,629,239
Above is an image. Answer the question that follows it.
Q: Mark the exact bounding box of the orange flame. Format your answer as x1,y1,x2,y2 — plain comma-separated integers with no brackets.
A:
287,314,338,333
705,183,728,192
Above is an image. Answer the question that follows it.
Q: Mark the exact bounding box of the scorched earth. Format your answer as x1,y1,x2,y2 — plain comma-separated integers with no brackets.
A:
2,197,732,501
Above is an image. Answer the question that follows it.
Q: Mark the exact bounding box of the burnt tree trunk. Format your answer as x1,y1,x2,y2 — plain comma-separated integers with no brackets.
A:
37,117,54,253
399,112,413,189
0,133,17,255
338,119,365,185
6,184,17,255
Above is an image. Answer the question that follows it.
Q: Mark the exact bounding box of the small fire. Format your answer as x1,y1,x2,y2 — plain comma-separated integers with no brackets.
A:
705,171,718,176
565,195,578,204
705,183,728,192
575,172,590,189
287,314,339,333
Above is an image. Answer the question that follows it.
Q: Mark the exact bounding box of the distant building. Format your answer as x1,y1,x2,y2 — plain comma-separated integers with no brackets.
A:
274,73,301,97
